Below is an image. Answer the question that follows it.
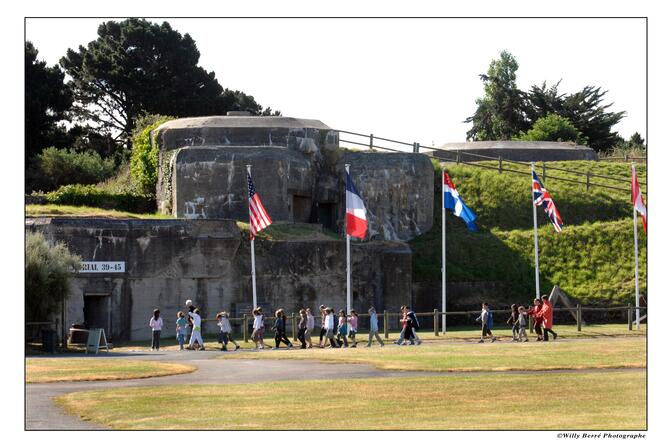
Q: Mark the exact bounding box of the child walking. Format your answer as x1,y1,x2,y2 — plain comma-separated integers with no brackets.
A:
506,304,520,342
149,309,163,351
336,309,349,348
348,310,358,347
252,307,266,349
318,305,327,348
176,311,188,350
476,302,496,343
366,306,385,347
305,308,314,348
528,298,544,341
324,308,338,348
517,306,529,342
217,311,240,351
187,308,205,350
272,309,293,349
297,309,308,349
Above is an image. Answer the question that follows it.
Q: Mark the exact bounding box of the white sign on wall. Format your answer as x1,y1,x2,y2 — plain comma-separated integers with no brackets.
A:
79,261,126,273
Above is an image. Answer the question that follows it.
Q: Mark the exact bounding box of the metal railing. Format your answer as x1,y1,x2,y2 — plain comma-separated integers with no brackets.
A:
336,130,646,196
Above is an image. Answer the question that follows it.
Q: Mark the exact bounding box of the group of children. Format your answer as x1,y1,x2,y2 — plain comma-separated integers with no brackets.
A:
149,297,557,350
478,294,558,343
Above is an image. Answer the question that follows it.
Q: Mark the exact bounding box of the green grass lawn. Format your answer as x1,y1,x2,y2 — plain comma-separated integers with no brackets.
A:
223,336,645,372
25,204,171,219
26,358,195,383
54,370,645,430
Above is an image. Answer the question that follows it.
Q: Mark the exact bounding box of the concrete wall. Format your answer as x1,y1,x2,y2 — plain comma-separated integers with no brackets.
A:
26,218,412,341
428,141,598,162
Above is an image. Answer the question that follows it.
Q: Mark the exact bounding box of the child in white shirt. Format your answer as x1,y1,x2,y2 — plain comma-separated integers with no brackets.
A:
217,311,240,351
149,309,163,351
188,308,205,350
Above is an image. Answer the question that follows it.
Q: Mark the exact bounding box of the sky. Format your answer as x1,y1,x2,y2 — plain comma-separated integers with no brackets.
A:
25,17,646,149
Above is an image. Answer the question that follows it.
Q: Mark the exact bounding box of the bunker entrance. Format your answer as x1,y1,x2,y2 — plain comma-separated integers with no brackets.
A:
318,203,336,231
292,195,312,222
83,294,111,336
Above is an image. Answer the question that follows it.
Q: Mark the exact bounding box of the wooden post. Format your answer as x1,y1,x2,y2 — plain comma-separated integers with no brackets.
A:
291,313,297,341
542,162,546,182
625,154,629,163
433,309,439,336
498,156,503,173
456,151,461,165
576,304,582,332
243,315,248,343
369,134,374,151
628,304,633,331
383,310,389,340
586,172,591,191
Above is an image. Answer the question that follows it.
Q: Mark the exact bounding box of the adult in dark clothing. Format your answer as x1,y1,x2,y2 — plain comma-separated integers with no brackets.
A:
506,304,520,341
272,309,293,349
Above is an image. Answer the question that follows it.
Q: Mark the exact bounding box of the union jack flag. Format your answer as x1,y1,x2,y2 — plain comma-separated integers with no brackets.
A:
532,170,563,232
247,172,272,240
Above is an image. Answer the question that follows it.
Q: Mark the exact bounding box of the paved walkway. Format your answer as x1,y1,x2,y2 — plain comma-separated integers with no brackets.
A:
26,340,645,430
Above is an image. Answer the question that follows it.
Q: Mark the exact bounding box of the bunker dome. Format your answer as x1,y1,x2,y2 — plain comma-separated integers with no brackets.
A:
155,114,434,242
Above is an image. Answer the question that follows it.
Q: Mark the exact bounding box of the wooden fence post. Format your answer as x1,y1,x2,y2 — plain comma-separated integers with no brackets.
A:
576,304,582,332
369,134,374,151
586,172,591,191
383,310,389,340
498,156,503,173
291,313,297,341
243,315,248,343
542,162,546,182
627,304,633,331
456,151,461,165
433,309,439,336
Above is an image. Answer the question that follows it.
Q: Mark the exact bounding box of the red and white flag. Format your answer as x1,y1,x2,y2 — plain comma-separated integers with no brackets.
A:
247,172,272,239
631,166,647,233
345,171,368,239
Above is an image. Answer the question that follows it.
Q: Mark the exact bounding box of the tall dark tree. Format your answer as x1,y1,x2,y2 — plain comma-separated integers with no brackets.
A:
25,41,73,164
465,50,528,141
61,19,275,146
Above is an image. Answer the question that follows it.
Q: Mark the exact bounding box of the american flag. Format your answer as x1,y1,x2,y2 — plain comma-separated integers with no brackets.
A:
532,170,563,232
247,172,272,239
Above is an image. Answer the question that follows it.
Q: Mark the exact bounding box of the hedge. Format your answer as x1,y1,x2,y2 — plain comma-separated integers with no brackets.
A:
44,184,155,214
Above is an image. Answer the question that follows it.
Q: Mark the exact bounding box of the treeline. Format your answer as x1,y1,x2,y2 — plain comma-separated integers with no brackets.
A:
25,18,280,195
464,50,645,155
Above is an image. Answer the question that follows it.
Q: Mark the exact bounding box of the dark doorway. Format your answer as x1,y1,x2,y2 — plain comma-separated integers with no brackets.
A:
84,294,110,336
292,195,312,222
318,203,336,231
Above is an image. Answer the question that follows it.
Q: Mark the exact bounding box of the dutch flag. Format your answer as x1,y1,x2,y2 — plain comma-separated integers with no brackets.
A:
443,171,478,231
346,171,368,239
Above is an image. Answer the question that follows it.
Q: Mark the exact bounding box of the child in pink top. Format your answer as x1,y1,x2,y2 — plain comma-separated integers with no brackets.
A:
348,310,359,347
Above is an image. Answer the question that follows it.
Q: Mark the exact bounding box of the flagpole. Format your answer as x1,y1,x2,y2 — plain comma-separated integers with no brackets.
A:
345,164,352,314
247,164,258,311
441,169,446,334
632,162,640,330
531,162,540,299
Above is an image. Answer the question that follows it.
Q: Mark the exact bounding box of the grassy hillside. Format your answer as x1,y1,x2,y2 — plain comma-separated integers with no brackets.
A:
410,161,647,305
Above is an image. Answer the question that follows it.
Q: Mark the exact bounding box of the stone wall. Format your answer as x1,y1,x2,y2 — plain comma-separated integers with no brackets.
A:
26,218,412,341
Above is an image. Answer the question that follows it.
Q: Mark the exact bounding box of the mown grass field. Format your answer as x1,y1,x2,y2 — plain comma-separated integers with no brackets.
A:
55,370,645,430
26,358,195,383
223,336,645,372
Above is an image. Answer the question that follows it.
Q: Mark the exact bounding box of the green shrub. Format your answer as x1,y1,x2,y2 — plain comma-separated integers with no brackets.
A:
44,184,155,213
35,147,116,191
130,114,174,192
26,231,80,322
515,113,586,144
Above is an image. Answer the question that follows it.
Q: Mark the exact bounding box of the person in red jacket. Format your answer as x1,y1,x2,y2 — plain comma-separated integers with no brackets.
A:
528,298,544,341
539,295,558,341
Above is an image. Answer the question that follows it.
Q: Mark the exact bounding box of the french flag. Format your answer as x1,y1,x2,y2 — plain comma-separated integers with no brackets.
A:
346,171,368,239
443,171,478,231
632,166,647,233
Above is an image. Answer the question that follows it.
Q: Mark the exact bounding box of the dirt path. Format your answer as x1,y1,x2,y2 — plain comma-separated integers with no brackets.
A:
26,340,646,430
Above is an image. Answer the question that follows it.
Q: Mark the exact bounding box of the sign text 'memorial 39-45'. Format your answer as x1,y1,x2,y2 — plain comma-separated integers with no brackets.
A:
79,261,126,273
